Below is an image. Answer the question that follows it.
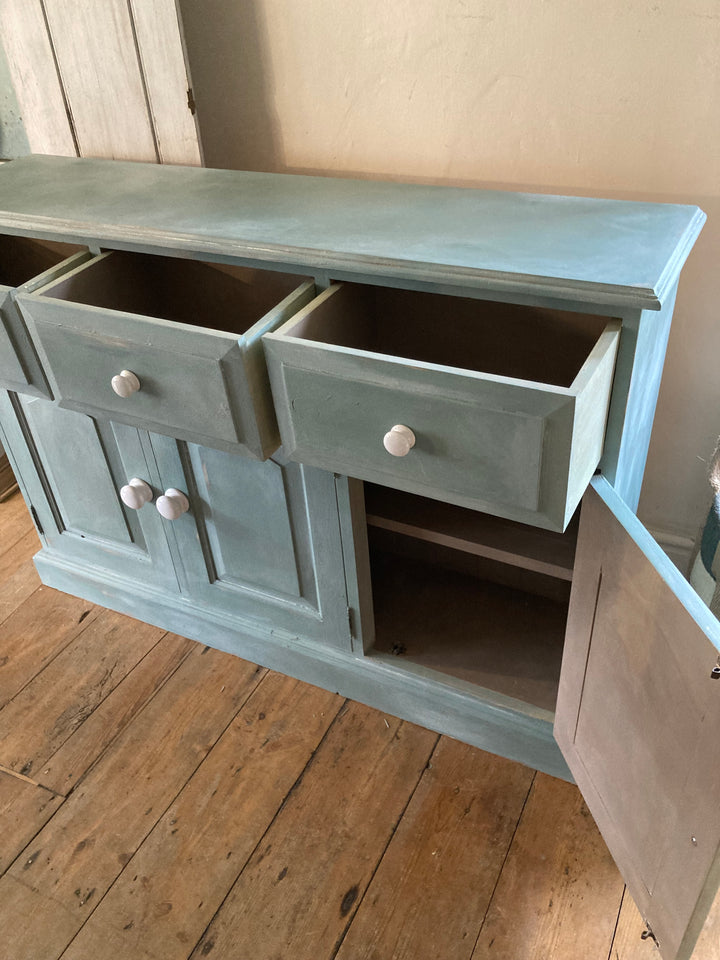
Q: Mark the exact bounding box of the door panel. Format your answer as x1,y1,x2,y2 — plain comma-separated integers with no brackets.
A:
555,477,720,960
150,435,352,649
186,443,300,597
23,398,132,544
0,392,177,591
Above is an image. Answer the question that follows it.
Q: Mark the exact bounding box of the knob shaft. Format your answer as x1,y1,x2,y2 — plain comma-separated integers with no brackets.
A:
156,488,190,521
111,369,141,398
383,424,416,457
119,478,153,510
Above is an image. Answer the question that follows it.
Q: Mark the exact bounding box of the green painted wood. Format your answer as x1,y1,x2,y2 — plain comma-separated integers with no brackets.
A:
0,155,705,311
265,287,620,532
17,251,315,458
599,288,678,511
0,392,177,590
20,397,131,543
147,434,353,649
334,476,376,654
31,545,572,781
0,243,89,397
0,290,28,385
563,319,621,527
186,442,301,597
555,476,720,960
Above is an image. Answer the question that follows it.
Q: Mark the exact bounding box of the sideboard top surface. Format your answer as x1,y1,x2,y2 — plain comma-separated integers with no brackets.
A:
0,155,705,310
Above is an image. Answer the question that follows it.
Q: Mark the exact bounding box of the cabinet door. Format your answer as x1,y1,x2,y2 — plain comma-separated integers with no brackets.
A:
555,476,720,960
149,435,352,648
0,391,177,591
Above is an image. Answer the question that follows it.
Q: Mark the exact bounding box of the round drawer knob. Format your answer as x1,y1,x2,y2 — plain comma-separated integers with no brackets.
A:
111,370,141,398
383,424,416,457
156,488,190,521
119,478,153,510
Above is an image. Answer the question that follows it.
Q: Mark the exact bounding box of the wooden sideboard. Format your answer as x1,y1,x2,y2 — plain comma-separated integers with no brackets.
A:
0,155,716,960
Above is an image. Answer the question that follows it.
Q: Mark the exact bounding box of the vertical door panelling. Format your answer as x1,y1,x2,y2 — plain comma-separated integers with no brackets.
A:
188,443,301,597
1,392,177,591
150,435,352,648
22,398,132,543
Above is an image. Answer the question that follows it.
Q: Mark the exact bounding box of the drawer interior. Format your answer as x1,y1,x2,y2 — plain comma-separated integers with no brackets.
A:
364,482,578,712
0,236,81,288
38,251,306,335
287,283,613,387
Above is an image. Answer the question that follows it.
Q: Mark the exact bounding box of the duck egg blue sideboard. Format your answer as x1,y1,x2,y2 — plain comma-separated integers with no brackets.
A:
0,155,717,960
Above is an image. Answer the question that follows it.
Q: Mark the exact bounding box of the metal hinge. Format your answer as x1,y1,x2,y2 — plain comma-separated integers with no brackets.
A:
347,606,354,639
641,922,659,948
29,505,44,536
187,87,196,115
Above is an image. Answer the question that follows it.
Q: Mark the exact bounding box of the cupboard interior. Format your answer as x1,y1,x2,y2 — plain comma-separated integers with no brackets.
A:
37,251,306,336
365,483,578,712
289,282,611,388
0,236,81,288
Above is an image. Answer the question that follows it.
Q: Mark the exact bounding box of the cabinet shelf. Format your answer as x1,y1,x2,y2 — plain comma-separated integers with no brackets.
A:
365,483,578,582
364,483,575,712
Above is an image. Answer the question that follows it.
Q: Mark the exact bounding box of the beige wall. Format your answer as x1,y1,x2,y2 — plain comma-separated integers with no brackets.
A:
179,0,720,544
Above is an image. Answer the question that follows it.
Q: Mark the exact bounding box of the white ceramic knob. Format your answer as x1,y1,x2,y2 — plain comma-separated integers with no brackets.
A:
111,369,141,398
383,424,416,457
119,478,153,510
156,488,190,521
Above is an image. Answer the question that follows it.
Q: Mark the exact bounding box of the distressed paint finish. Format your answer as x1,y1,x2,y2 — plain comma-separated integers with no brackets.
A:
265,292,620,531
0,392,177,591
599,288,678,512
17,255,315,458
31,546,571,780
0,158,710,841
0,156,704,310
0,246,90,398
147,434,353,650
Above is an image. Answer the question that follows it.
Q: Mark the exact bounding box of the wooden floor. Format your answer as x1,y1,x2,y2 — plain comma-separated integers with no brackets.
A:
0,490,717,960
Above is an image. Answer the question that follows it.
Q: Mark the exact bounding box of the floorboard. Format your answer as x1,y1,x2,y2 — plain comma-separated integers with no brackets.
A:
334,741,535,960
0,490,718,960
60,673,343,960
0,609,165,778
39,632,196,796
0,770,63,874
471,774,625,959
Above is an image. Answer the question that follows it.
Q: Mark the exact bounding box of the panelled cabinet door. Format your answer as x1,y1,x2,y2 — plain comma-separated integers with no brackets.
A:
0,392,177,592
555,477,720,960
148,434,353,649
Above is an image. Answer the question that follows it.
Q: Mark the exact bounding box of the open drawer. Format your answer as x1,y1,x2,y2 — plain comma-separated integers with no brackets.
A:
16,251,315,457
264,283,621,531
0,236,85,397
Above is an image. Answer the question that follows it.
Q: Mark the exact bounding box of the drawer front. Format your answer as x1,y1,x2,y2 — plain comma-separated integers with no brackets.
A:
265,298,620,532
0,288,29,386
0,251,91,398
24,300,253,450
279,361,550,510
17,268,316,458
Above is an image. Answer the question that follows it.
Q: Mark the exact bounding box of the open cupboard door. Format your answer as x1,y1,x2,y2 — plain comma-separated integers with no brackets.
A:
555,477,720,959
